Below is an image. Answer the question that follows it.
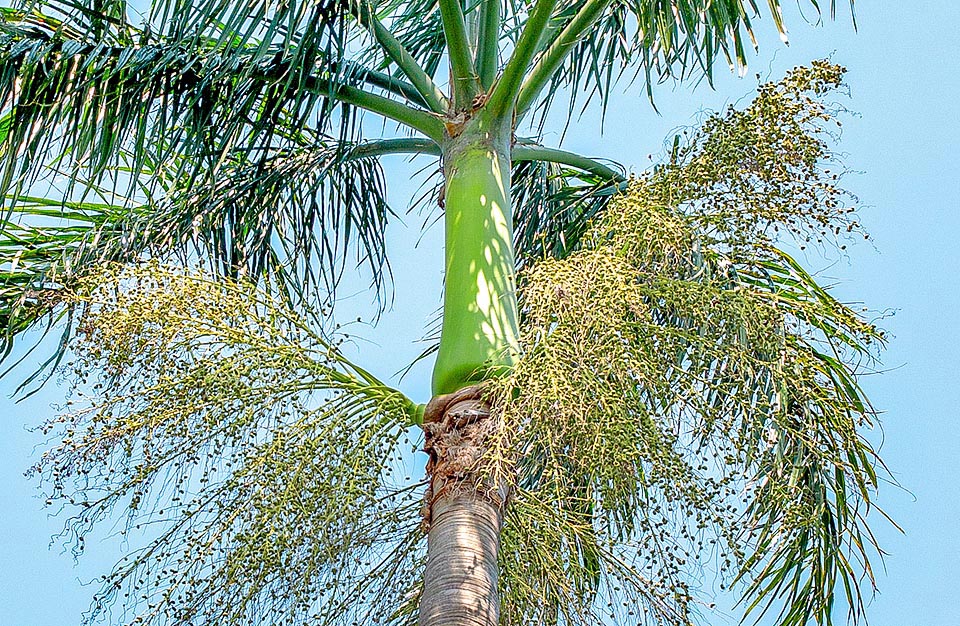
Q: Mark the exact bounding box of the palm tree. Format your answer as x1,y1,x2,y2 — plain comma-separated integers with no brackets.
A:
0,2,888,626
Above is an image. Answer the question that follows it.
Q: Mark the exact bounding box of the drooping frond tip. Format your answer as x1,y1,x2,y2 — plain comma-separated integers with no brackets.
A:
521,0,855,125
0,135,406,387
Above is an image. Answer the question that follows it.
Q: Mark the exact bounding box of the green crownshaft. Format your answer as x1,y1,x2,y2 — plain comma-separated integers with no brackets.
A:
431,111,519,395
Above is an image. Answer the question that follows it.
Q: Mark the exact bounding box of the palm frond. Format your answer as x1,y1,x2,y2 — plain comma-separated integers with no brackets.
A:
18,0,354,63
724,244,885,626
31,262,426,626
383,0,446,81
0,190,150,386
0,1,424,206
524,0,854,127
165,134,406,305
511,157,623,271
0,129,421,382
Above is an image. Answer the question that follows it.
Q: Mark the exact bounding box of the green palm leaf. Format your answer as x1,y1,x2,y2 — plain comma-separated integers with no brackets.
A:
0,1,441,203
522,0,853,125
0,190,149,386
158,135,404,302
511,155,625,271
0,132,411,382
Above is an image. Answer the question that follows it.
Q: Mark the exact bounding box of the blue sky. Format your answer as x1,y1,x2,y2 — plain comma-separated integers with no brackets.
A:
3,2,959,625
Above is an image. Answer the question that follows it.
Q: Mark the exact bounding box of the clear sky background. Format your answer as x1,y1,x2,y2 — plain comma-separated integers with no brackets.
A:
2,2,959,625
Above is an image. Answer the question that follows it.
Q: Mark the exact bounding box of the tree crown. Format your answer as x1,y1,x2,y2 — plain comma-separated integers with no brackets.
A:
25,61,889,626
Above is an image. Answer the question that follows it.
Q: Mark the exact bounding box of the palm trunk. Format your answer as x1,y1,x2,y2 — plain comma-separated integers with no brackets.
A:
419,388,506,626
420,111,518,626
420,494,502,626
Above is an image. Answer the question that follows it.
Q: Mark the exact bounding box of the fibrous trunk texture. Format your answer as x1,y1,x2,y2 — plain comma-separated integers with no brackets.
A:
418,385,509,626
